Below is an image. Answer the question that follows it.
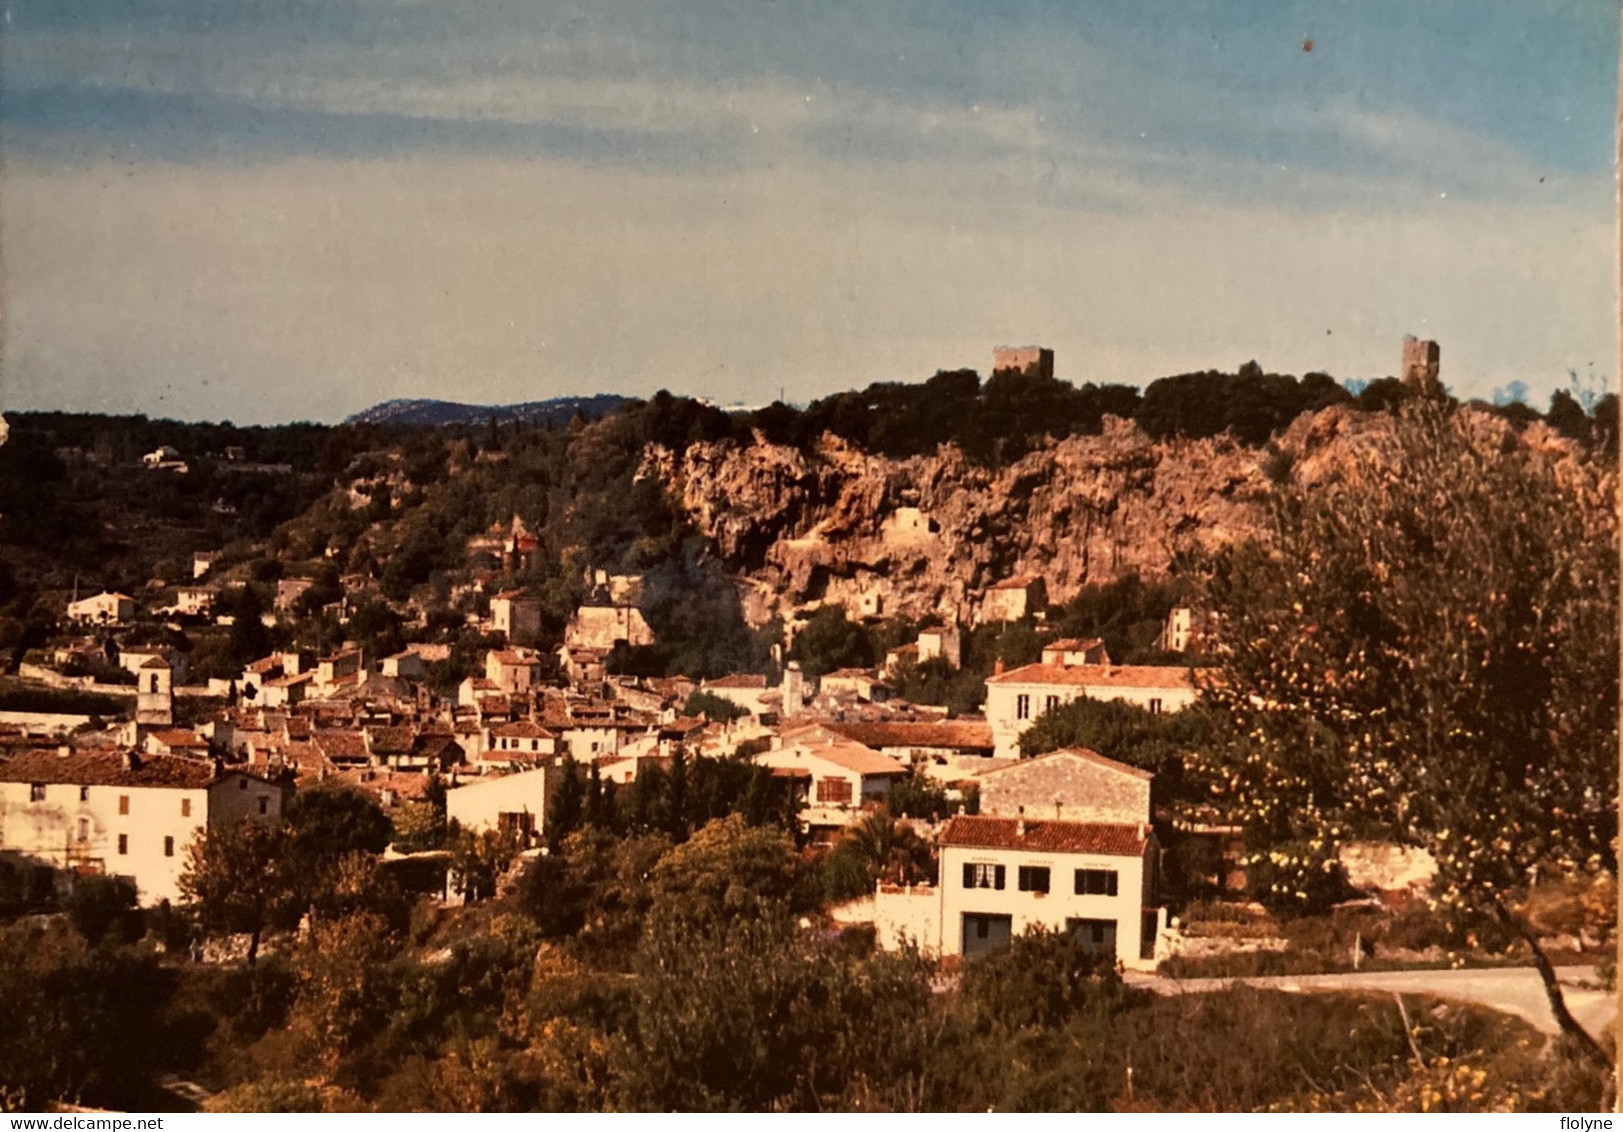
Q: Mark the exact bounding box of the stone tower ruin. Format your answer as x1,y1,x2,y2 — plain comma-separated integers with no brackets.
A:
1401,336,1441,395
992,346,1055,381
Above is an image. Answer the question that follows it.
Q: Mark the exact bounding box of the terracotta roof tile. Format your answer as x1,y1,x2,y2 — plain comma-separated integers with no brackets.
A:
986,663,1203,691
823,720,994,752
0,748,266,789
940,815,1147,856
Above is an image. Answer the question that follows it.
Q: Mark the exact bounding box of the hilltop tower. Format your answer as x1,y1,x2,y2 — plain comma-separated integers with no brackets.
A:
992,346,1055,381
1401,336,1442,396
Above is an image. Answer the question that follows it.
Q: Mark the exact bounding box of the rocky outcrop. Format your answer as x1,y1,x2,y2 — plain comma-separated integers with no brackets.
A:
643,405,1604,629
643,416,1278,627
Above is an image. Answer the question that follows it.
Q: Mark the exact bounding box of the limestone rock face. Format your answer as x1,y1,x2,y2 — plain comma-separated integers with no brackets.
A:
645,417,1280,627
644,405,1605,629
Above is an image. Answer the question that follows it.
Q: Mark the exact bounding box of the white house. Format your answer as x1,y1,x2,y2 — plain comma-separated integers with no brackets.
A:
0,748,283,905
445,765,555,847
984,662,1202,759
755,735,908,829
486,720,557,760
67,592,135,626
936,814,1162,965
171,585,218,618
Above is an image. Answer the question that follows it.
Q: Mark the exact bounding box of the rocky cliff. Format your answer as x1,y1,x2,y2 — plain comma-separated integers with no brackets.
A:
642,415,1273,628
642,405,1600,629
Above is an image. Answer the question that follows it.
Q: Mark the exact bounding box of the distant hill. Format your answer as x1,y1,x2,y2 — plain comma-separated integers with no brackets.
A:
345,394,631,427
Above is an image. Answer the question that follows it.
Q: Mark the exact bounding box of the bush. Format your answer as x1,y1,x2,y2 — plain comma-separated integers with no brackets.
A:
65,875,141,947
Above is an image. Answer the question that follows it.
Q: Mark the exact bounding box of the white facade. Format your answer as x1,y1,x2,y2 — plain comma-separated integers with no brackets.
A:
937,816,1161,968
755,739,906,828
0,749,283,905
445,765,553,844
984,663,1200,759
67,592,135,626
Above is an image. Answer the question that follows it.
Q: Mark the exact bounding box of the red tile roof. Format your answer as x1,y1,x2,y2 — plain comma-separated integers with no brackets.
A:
492,721,555,739
940,815,1148,856
704,673,768,690
0,748,265,789
986,663,1200,691
823,720,994,752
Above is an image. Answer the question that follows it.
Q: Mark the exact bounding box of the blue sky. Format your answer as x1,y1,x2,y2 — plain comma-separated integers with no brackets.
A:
1,0,1616,423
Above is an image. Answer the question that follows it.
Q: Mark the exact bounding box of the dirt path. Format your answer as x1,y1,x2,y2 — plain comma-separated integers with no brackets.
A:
1125,965,1613,1042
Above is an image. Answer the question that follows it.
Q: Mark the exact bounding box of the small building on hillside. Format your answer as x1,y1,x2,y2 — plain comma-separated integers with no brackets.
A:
67,592,135,626
485,648,545,695
490,591,541,642
565,605,655,651
980,576,1047,625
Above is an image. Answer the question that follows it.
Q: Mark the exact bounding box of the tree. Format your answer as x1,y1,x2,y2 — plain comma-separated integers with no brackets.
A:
285,786,392,874
546,755,586,851
1193,404,1617,1067
180,820,294,965
646,815,814,931
64,875,141,947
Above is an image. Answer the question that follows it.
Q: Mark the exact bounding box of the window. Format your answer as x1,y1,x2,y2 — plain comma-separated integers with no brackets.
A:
29,783,45,803
76,817,91,843
258,797,269,815
1149,698,1163,715
961,863,1006,890
79,786,90,802
148,674,160,693
1015,694,1030,721
163,836,174,857
816,778,854,804
1075,868,1120,896
117,834,128,855
1018,866,1051,894
118,795,130,815
1044,695,1059,715
180,798,191,818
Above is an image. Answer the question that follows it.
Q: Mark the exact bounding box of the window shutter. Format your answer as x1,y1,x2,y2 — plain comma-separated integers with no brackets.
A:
963,863,975,888
994,865,1006,890
1107,872,1119,896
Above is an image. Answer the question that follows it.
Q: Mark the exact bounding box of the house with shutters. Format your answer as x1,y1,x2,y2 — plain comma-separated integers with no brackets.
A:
444,764,555,848
754,732,908,831
937,814,1162,964
984,661,1203,759
0,747,283,905
874,748,1165,968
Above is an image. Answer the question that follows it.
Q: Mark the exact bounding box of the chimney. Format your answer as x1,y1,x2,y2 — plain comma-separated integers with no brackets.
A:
993,658,1005,676
121,750,140,772
1016,805,1026,838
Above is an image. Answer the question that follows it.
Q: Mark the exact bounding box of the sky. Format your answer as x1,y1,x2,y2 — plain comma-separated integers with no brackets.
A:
1,0,1617,424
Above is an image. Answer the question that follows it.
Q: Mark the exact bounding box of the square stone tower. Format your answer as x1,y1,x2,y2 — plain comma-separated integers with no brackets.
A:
1401,336,1441,395
992,346,1055,381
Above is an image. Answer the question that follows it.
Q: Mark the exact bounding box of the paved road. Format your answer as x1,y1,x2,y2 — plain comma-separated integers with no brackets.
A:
1125,965,1614,1042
